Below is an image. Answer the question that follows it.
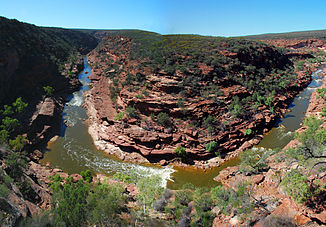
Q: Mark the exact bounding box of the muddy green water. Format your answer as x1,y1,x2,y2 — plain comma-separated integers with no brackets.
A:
41,60,325,189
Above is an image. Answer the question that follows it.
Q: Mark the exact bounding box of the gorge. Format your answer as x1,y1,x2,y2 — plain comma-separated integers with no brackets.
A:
0,16,326,226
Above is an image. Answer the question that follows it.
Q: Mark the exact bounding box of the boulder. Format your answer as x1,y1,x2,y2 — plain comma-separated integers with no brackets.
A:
39,98,55,117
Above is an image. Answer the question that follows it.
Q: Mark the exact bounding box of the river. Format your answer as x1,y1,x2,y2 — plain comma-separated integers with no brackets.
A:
41,58,325,189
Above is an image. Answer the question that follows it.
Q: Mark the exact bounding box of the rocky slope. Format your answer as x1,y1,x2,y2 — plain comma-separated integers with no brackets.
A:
84,31,317,166
0,17,97,226
262,39,326,54
0,16,98,149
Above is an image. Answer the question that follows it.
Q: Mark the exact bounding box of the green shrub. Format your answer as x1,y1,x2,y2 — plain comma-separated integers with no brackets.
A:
286,115,326,168
114,112,124,121
9,135,27,151
232,104,243,118
206,141,218,153
51,177,90,227
17,179,33,200
135,93,143,99
193,187,212,212
295,61,305,71
157,112,171,126
125,73,134,85
125,106,138,118
0,129,9,144
177,99,185,108
207,126,215,135
0,168,12,199
240,149,270,174
4,152,27,179
281,169,312,204
203,115,217,129
137,175,163,209
113,172,135,183
192,187,215,226
1,117,19,132
136,73,145,82
321,107,326,117
109,86,121,103
264,95,274,107
0,184,9,197
244,128,253,136
210,183,254,217
150,113,155,121
43,86,54,96
80,170,92,183
87,183,126,226
49,174,64,192
48,173,127,226
175,145,186,158
67,70,73,78
174,190,193,206
12,97,28,114
142,88,149,96
1,105,14,116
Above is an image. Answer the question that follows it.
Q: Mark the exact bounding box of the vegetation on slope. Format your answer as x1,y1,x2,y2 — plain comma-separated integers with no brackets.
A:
88,29,316,160
0,16,98,104
244,29,326,40
0,16,96,67
19,170,258,226
238,113,326,219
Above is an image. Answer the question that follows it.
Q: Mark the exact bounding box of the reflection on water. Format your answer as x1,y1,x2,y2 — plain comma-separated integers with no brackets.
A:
41,58,174,187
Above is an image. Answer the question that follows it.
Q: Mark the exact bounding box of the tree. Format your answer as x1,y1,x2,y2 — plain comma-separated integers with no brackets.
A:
1,105,14,116
1,117,19,132
12,97,28,114
4,152,27,179
87,183,126,226
281,169,312,204
0,129,9,144
51,177,90,227
43,86,54,96
137,175,163,212
9,135,27,152
286,115,326,172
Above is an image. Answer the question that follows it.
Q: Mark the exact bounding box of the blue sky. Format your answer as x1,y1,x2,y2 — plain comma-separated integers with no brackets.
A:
1,0,325,37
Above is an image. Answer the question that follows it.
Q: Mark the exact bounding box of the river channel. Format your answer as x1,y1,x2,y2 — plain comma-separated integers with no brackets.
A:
41,59,325,189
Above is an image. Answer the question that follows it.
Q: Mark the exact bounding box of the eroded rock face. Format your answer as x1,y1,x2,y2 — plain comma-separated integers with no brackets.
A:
84,34,315,167
262,39,326,50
